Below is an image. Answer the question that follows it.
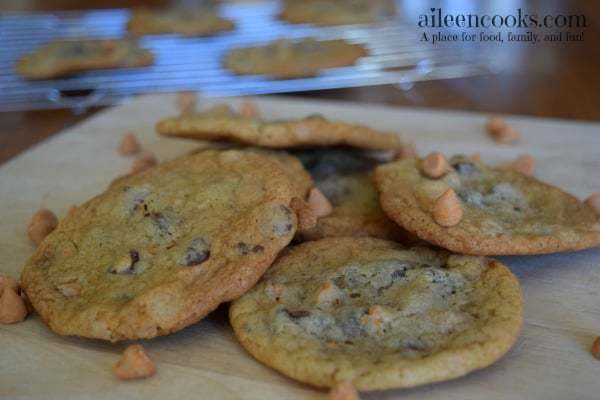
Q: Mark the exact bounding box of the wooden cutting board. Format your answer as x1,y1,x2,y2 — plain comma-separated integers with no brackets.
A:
1,94,599,400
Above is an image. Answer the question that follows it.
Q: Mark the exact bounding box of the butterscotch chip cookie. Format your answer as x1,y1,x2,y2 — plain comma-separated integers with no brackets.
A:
292,149,411,241
280,0,395,26
16,39,154,80
374,155,600,255
230,237,523,390
223,38,367,79
127,7,234,36
156,105,403,152
21,150,300,341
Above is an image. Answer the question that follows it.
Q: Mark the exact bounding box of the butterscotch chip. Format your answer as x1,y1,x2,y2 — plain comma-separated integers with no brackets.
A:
307,187,333,218
291,197,317,231
130,152,157,174
239,100,259,119
512,154,535,176
471,153,481,163
0,276,19,293
433,189,463,227
27,208,58,245
421,152,449,179
177,91,197,116
486,116,507,134
113,344,156,380
329,380,360,400
585,193,600,215
487,116,520,144
118,131,140,156
0,287,28,324
592,336,600,359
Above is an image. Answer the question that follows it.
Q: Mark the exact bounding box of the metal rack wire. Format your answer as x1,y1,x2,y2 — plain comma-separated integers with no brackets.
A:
0,1,491,111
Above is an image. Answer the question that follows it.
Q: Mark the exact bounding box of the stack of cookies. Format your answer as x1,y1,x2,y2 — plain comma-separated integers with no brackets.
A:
16,100,600,396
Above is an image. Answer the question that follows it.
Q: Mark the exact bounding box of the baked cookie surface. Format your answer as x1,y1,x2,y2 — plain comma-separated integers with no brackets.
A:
374,155,600,255
16,39,154,80
280,0,396,26
127,7,234,36
156,105,403,151
223,38,367,78
21,150,299,341
293,148,410,241
230,237,523,390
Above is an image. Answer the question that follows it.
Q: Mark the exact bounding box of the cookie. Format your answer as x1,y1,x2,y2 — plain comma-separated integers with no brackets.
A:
280,0,396,26
21,150,300,341
127,7,235,36
230,237,523,390
156,105,403,152
16,39,154,80
223,38,367,79
292,148,411,241
374,155,600,255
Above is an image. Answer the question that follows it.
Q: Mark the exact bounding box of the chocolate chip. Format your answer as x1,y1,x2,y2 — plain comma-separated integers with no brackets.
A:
452,161,478,175
181,239,210,266
272,205,294,236
391,267,407,280
237,242,264,255
349,293,361,298
285,309,311,319
150,212,171,235
109,250,140,275
342,311,363,338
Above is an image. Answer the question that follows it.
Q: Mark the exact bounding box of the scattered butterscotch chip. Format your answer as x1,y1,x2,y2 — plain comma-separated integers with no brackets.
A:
130,152,157,174
307,187,333,218
395,140,417,159
67,205,78,216
433,188,463,227
585,193,600,215
117,131,140,156
512,154,535,176
0,276,19,294
328,380,360,400
27,208,58,245
486,116,520,144
0,287,28,324
290,197,317,231
176,91,197,116
471,153,481,162
421,152,450,179
239,99,259,119
113,344,156,380
591,336,600,359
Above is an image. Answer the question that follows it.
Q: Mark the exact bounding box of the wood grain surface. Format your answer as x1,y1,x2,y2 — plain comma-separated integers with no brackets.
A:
1,94,599,400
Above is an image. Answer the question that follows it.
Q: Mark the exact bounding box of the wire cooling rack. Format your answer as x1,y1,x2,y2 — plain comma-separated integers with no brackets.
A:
0,1,491,111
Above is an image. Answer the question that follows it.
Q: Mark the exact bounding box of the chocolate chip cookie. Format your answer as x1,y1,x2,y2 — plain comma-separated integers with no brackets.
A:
230,237,523,390
223,38,367,79
16,39,154,80
127,7,235,36
292,148,412,241
156,105,403,152
21,150,299,341
280,0,396,26
374,155,600,255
